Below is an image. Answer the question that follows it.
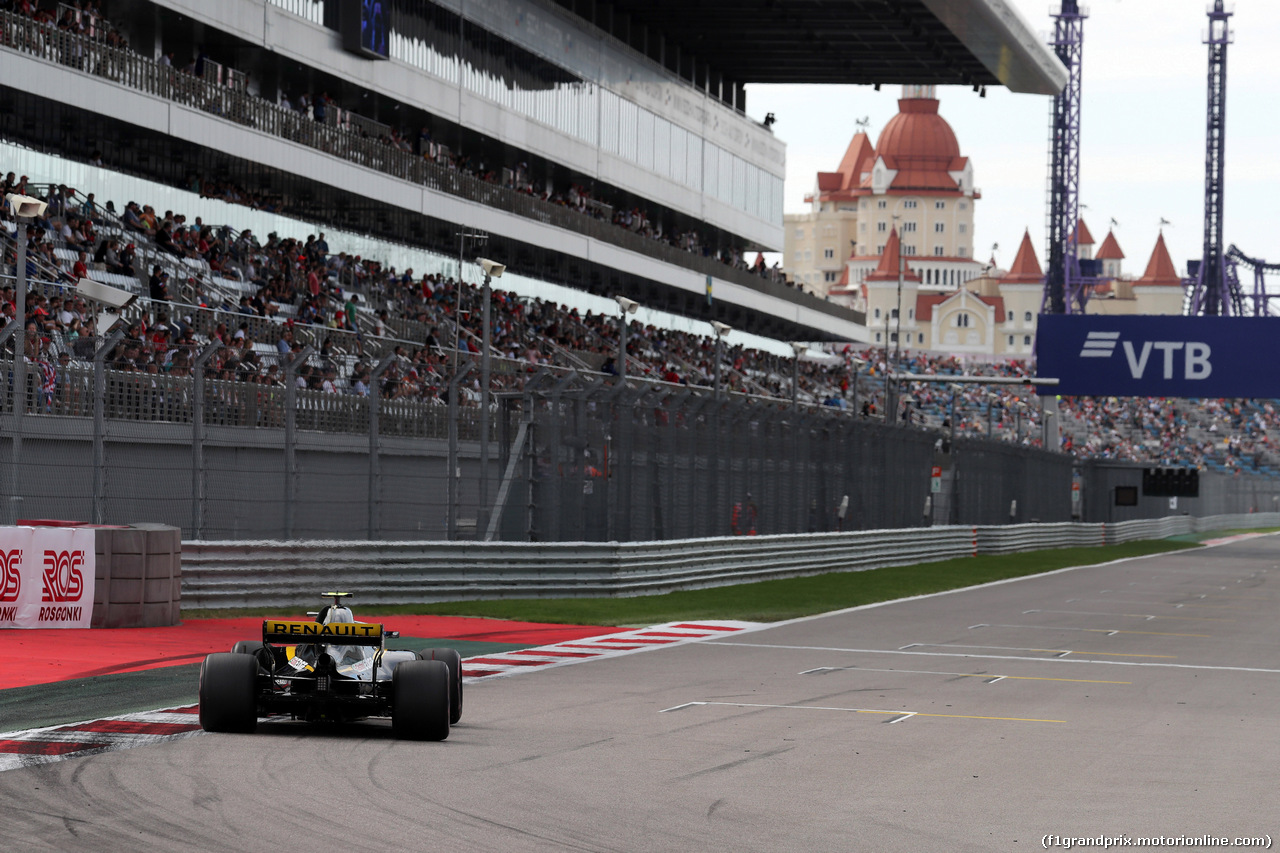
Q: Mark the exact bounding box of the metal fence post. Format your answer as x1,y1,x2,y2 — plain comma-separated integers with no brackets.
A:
949,388,960,524
190,343,220,538
0,320,18,523
367,353,397,540
9,224,27,525
478,271,493,538
544,372,580,541
92,329,126,524
283,345,315,540
446,359,475,540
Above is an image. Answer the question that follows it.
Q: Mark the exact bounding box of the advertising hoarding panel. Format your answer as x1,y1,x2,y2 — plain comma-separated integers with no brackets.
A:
0,528,96,629
1036,315,1280,398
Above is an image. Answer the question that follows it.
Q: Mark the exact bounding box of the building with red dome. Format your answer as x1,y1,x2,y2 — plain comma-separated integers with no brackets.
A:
837,217,1187,357
784,85,983,304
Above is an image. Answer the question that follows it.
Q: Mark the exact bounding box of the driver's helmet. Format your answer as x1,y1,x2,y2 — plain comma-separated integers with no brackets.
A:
315,605,364,672
324,606,354,624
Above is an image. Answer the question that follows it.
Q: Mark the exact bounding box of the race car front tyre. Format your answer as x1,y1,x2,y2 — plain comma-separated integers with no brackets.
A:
392,660,450,741
199,653,258,734
419,647,463,724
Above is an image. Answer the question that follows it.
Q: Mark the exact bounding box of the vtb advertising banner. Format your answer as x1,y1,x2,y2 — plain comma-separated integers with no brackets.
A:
1036,314,1280,398
0,528,96,629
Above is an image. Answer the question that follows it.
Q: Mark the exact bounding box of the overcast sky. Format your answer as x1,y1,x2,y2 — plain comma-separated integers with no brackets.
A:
746,0,1279,279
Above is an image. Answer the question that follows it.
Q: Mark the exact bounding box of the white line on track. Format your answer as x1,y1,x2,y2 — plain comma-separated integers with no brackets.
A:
972,623,1209,637
900,642,1172,659
658,700,1063,724
1023,609,1227,621
703,640,1280,674
1066,597,1238,609
799,665,1128,684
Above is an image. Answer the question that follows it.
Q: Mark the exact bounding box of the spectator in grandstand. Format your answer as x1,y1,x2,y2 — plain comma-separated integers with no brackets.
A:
148,266,169,301
121,201,145,232
117,242,136,276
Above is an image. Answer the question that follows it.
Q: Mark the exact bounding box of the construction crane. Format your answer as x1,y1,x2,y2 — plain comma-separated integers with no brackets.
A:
1042,1,1087,315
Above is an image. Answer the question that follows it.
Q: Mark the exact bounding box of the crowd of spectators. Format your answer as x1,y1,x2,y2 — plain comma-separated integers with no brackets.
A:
5,168,1280,476
2,0,790,289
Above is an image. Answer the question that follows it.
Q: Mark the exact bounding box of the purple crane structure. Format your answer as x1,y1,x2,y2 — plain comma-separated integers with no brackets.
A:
1188,0,1234,316
1042,1,1087,315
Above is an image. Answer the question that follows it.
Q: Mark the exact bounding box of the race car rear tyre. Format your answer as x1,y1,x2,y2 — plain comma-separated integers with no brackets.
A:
420,647,463,724
231,641,263,656
392,660,450,741
199,653,258,734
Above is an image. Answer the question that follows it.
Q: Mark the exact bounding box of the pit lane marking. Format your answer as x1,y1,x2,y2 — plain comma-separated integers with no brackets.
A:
798,665,1129,684
899,643,1176,658
658,701,1064,724
1022,609,1230,622
703,641,1280,674
1066,597,1242,609
968,623,1210,638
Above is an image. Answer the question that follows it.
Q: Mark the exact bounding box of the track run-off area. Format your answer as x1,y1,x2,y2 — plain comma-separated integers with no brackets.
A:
1,536,1278,851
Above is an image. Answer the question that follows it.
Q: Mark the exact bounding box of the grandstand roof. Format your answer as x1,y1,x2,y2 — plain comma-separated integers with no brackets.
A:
999,230,1043,285
590,0,1067,95
1136,232,1181,287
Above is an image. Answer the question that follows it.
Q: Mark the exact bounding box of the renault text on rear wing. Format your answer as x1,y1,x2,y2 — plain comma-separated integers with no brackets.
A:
262,619,385,645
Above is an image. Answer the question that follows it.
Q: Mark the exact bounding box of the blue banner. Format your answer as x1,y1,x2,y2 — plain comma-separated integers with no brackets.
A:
1035,315,1280,398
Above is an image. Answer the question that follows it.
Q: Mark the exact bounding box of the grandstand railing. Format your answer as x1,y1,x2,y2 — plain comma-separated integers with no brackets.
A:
0,9,861,325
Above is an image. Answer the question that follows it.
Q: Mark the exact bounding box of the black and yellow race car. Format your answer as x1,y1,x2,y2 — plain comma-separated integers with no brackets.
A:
198,593,462,741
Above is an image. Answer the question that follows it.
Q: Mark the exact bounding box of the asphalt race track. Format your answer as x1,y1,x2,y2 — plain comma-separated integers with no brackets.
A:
2,537,1278,851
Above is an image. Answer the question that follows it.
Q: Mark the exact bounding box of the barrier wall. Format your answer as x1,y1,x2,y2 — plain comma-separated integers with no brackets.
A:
0,524,181,628
180,513,1280,609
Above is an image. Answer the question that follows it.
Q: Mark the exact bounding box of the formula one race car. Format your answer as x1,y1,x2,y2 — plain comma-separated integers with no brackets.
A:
198,593,463,740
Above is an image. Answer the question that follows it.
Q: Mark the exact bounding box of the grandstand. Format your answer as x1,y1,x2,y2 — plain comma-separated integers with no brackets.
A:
4,168,1276,473
2,0,1276,540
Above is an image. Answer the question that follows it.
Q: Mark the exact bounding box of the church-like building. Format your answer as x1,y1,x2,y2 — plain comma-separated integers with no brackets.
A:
846,223,1186,355
783,85,1187,356
783,85,982,298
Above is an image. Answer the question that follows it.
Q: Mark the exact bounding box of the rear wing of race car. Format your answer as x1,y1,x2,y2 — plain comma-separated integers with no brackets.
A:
262,619,385,646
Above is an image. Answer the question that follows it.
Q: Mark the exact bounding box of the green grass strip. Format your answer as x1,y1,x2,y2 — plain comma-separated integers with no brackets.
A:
183,538,1198,626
